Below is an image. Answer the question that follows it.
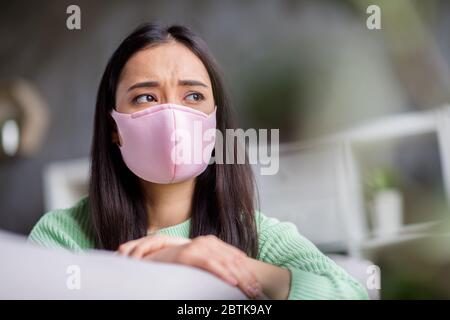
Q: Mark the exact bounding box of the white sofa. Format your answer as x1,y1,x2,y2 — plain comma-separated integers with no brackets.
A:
0,231,247,299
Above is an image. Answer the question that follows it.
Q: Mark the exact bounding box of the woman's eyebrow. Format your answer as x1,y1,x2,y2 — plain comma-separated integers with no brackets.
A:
127,81,159,92
127,79,208,92
178,79,209,88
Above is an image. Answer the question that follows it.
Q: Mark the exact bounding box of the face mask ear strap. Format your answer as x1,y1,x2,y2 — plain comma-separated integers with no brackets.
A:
208,105,218,117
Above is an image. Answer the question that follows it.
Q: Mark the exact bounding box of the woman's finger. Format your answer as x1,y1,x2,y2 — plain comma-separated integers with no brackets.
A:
118,235,185,257
196,256,239,287
205,249,261,299
175,243,239,286
201,238,262,299
129,236,190,259
117,238,144,256
223,255,261,299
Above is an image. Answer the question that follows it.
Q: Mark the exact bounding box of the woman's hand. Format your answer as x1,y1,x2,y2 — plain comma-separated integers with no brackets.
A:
117,234,263,299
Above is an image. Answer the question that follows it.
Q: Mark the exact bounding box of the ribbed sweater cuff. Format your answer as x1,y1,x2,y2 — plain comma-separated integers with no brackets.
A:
287,268,338,300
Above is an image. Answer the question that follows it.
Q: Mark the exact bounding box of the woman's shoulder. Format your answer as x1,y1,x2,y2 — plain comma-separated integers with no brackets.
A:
28,196,95,251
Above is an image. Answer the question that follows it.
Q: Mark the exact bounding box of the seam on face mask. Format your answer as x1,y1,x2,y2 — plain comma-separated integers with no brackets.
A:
128,103,210,119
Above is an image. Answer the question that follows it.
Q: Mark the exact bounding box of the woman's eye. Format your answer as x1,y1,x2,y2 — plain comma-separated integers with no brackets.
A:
134,94,156,104
185,92,204,102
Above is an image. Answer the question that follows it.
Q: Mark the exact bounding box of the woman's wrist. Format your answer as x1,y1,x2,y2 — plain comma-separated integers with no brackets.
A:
246,257,291,300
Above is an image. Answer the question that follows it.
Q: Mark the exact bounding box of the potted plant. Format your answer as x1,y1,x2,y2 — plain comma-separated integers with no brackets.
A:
366,168,403,237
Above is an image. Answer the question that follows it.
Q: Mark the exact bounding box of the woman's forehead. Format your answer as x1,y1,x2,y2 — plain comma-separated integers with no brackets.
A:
119,41,212,86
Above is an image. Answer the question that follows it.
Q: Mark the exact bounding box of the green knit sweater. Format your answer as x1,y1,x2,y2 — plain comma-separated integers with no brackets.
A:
28,196,369,300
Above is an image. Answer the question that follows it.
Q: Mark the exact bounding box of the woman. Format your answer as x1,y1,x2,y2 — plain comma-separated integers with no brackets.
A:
29,23,368,300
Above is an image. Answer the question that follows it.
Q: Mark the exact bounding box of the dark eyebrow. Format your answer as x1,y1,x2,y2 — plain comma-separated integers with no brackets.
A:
127,81,159,92
178,79,209,88
127,79,209,92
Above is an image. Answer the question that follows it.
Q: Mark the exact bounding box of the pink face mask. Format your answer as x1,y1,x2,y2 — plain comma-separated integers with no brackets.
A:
111,103,216,184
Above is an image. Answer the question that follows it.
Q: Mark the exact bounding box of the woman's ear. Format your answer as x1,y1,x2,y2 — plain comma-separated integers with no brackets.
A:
109,114,122,146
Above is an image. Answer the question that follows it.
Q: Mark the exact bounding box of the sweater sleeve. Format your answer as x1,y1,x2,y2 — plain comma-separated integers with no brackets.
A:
28,197,94,252
256,212,369,300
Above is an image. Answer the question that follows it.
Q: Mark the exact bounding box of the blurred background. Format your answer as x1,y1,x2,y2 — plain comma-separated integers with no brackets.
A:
2,0,450,299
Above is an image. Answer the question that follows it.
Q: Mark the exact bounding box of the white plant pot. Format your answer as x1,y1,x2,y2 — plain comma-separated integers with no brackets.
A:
371,189,403,237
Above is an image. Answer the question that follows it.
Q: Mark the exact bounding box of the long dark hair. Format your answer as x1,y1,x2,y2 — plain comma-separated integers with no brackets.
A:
89,23,258,258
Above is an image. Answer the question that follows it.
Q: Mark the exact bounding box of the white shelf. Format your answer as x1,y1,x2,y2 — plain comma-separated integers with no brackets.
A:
360,220,444,249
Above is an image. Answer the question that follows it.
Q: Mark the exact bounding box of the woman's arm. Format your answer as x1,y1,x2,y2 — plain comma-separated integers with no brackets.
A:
28,197,94,251
254,211,369,300
119,212,370,300
246,258,291,300
118,234,264,299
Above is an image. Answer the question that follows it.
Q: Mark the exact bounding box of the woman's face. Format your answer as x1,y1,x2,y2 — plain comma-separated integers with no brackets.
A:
115,41,215,115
